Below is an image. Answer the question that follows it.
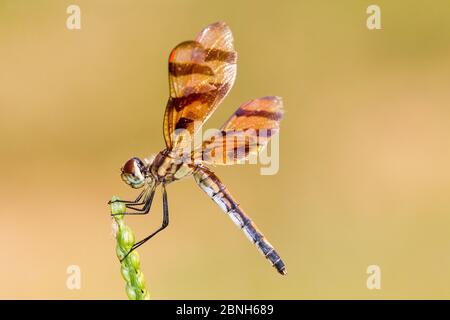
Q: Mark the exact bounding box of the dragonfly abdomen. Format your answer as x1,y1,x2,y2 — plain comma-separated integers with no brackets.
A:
193,166,287,275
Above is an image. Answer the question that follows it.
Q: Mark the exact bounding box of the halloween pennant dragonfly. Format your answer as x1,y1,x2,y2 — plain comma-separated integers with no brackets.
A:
110,22,286,275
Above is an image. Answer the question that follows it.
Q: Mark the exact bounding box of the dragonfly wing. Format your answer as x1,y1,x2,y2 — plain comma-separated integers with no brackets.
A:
163,22,237,150
194,96,284,165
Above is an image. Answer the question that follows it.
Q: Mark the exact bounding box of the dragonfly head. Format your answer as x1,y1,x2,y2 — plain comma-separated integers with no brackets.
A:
120,157,148,189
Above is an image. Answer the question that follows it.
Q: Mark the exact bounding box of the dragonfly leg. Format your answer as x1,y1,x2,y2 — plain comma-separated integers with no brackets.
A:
111,185,156,216
108,188,146,205
120,184,169,262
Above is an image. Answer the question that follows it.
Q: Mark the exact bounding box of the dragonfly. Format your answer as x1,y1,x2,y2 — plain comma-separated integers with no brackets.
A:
110,22,286,275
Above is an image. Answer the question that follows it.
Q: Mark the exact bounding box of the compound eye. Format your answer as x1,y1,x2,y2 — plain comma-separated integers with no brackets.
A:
121,157,146,188
122,158,138,175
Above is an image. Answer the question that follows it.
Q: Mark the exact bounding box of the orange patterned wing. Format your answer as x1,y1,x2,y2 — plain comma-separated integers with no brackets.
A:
194,96,284,165
163,22,237,149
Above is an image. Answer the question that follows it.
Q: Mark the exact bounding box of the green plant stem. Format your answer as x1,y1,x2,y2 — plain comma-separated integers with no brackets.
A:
110,196,150,300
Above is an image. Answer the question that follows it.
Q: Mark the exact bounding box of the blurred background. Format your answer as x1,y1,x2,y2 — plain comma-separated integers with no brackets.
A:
1,0,450,299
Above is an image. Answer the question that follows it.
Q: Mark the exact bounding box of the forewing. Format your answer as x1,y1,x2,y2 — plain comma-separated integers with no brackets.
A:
195,96,284,165
163,22,237,149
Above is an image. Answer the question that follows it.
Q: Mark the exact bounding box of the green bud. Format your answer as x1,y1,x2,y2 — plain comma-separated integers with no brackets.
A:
120,264,131,283
141,290,151,300
130,269,146,290
118,225,135,252
126,251,140,270
116,244,126,261
110,196,126,218
126,283,137,300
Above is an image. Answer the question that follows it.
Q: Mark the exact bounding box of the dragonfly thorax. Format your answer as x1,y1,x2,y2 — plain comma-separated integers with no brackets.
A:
150,150,194,183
